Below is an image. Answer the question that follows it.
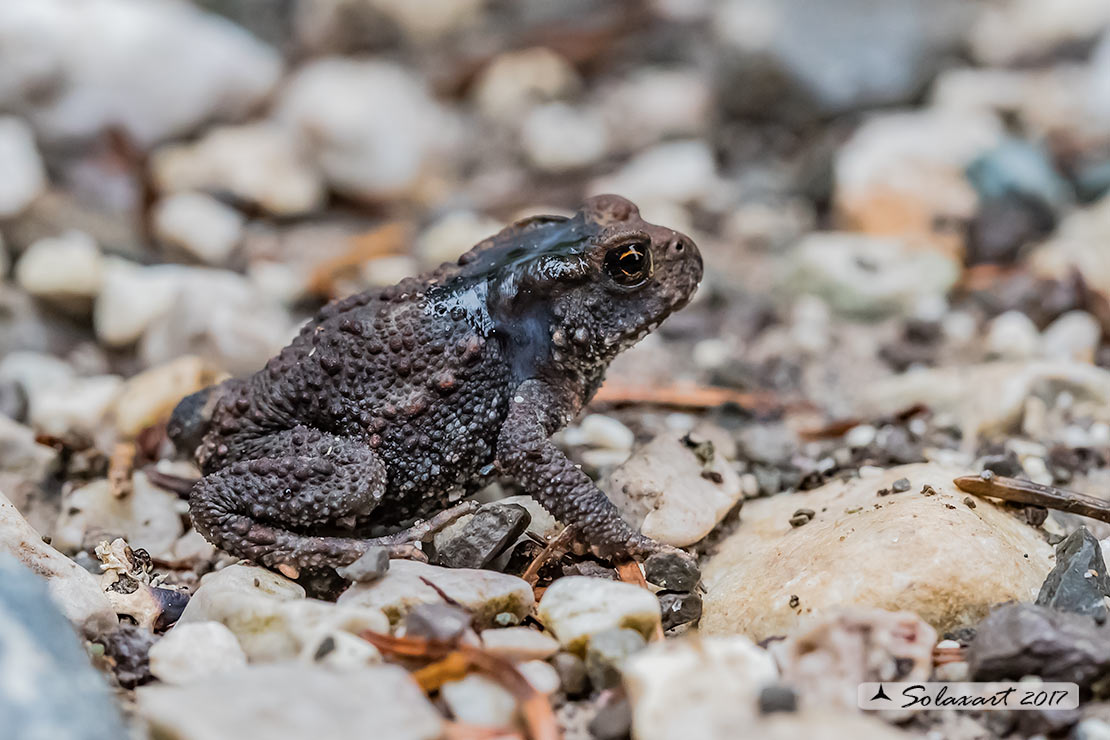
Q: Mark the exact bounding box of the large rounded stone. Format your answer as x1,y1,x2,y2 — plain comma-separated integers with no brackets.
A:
701,463,1054,639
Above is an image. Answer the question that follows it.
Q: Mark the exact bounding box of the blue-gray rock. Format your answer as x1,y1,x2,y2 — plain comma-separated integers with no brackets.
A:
0,554,127,740
1036,527,1110,619
966,138,1072,210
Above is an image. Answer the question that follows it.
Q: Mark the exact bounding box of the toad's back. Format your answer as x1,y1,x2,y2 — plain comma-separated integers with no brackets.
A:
199,281,514,522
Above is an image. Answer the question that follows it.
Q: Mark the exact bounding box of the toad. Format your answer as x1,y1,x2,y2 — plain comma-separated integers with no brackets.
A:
169,195,703,578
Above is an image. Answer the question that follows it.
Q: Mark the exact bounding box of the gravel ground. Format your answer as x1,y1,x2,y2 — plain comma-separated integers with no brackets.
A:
3,1,1110,739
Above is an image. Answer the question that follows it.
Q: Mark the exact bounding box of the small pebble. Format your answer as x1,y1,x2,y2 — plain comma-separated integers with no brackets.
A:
789,509,815,527
658,591,702,631
148,622,247,685
891,477,911,493
585,628,647,690
551,652,589,696
440,674,517,727
477,627,559,662
433,503,530,569
536,576,661,654
517,659,561,696
587,698,633,740
643,551,700,592
335,547,390,583
758,684,797,714
402,603,472,643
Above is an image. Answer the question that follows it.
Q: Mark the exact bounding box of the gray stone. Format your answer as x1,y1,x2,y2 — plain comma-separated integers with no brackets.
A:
336,547,390,583
337,559,534,628
585,627,647,690
644,550,700,592
1036,527,1110,619
659,591,703,632
758,685,798,714
969,603,1110,689
136,663,443,740
551,651,588,696
0,555,127,740
402,603,472,643
433,502,530,570
588,698,633,740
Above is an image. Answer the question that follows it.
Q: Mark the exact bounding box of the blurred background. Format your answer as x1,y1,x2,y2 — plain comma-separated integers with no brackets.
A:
2,0,1110,428
5,2,1110,739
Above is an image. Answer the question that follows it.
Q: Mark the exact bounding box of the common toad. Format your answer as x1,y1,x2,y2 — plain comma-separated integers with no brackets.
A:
169,195,703,576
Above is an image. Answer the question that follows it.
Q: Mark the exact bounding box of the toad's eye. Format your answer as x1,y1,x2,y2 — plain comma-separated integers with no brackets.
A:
604,243,652,287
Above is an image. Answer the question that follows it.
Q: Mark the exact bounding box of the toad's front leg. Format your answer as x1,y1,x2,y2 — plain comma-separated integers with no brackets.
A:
497,379,697,577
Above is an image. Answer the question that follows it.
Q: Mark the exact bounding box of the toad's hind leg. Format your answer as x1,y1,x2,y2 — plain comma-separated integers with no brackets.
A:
189,427,469,571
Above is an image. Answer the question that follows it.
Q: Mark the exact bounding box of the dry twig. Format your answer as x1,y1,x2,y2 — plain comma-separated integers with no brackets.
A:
953,473,1110,524
590,383,789,412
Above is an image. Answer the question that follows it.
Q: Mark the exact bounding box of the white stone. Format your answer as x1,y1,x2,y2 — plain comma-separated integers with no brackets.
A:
787,232,961,318
985,310,1041,360
110,356,225,439
471,47,580,121
53,473,184,559
0,490,116,636
414,210,502,268
366,0,486,43
701,464,1054,639
968,0,1110,66
0,351,75,403
0,116,45,217
477,626,560,662
136,663,443,740
521,103,609,173
308,630,382,670
178,564,389,663
152,192,245,265
599,67,711,149
607,432,742,547
536,576,660,654
517,659,560,695
15,231,104,300
28,374,123,439
150,122,325,216
624,636,778,740
441,674,517,727
137,267,292,376
94,258,181,347
1041,310,1101,363
276,58,458,200
590,140,717,208
563,414,635,452
0,0,282,147
149,622,247,684
337,559,534,627
857,361,1110,441
1075,719,1110,740
845,425,877,449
